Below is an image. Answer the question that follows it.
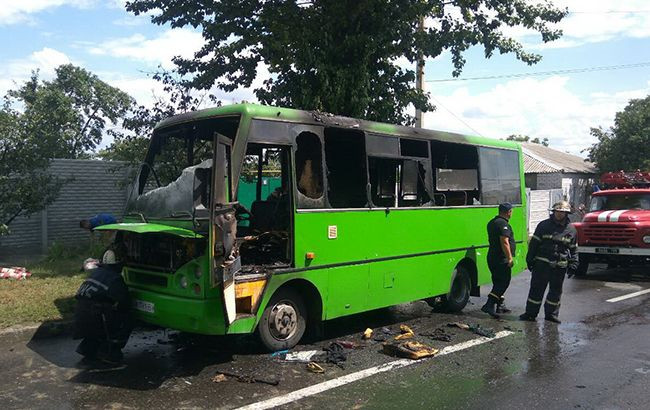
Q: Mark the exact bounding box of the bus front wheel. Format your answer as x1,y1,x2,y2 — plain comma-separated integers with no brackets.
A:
441,267,471,312
257,287,307,352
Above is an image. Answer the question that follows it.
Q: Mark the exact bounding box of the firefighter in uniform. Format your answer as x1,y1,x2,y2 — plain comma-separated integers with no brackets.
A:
482,202,516,318
73,249,132,363
519,201,578,323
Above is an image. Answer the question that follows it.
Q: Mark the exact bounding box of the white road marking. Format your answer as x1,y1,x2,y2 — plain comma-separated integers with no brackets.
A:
236,331,513,410
608,210,626,222
606,288,650,303
598,210,614,222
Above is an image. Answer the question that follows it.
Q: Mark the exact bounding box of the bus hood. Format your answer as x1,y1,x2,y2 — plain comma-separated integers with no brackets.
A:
583,210,650,223
94,222,204,238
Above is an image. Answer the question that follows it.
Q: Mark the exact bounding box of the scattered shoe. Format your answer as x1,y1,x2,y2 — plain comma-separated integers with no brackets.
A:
545,316,561,324
518,313,536,322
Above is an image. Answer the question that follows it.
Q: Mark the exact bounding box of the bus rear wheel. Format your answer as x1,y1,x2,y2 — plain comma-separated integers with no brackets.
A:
257,287,306,352
441,267,471,312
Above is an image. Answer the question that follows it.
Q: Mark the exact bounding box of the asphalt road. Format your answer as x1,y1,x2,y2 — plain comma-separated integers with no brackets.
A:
0,264,648,410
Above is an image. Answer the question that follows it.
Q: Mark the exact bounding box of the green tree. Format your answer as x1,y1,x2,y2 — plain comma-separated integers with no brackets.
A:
100,70,218,184
126,0,566,125
506,134,549,146
587,95,650,171
7,65,134,159
0,99,64,229
1,65,134,230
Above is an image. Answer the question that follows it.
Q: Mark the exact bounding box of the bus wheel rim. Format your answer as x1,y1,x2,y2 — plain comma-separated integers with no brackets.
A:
269,300,298,340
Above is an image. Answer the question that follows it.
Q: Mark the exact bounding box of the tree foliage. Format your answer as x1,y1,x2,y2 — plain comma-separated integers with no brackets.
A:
7,65,134,159
0,65,133,229
126,0,566,125
587,95,650,172
506,134,549,146
0,98,64,229
100,70,218,184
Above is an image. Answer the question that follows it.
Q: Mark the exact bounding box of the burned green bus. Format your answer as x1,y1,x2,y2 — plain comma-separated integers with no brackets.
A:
97,103,527,351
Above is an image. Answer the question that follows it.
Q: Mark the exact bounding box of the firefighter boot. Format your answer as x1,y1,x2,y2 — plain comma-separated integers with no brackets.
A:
519,312,536,321
481,297,500,319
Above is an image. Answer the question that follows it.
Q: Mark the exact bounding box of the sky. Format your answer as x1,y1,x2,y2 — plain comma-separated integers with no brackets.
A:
0,1,649,156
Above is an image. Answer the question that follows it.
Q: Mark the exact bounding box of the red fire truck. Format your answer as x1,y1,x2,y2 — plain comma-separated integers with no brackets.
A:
573,171,650,275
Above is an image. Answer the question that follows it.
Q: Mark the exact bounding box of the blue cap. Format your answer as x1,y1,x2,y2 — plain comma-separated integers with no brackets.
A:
498,202,513,213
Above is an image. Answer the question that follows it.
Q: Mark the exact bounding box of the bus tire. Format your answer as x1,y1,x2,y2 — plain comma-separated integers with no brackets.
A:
574,254,590,277
257,287,307,352
441,267,471,312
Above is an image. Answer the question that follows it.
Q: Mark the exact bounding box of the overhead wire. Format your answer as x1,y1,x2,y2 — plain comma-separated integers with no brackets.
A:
425,61,650,83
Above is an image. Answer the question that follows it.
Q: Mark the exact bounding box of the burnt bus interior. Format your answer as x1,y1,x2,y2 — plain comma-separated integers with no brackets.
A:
236,143,292,269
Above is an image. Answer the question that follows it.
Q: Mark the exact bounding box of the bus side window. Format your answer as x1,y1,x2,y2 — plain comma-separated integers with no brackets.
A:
431,140,481,206
478,147,521,204
324,128,368,208
295,132,324,204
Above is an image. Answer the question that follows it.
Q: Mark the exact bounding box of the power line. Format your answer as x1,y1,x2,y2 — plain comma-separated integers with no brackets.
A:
425,61,650,83
429,95,485,138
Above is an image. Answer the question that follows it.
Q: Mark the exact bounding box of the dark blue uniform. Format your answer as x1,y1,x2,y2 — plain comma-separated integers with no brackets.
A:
486,215,516,307
524,216,578,320
73,264,132,361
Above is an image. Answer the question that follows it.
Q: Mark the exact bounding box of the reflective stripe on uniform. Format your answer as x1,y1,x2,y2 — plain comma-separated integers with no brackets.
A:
489,292,500,299
531,235,541,241
527,298,542,305
86,278,109,290
545,300,560,306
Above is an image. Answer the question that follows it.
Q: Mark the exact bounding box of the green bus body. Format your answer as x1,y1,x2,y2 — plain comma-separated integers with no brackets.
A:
97,103,527,343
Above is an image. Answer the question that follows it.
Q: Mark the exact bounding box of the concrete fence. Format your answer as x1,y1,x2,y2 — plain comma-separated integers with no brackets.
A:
0,159,131,256
526,188,564,235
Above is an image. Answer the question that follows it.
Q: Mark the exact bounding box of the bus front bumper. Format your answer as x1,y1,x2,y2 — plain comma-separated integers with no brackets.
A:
129,288,226,335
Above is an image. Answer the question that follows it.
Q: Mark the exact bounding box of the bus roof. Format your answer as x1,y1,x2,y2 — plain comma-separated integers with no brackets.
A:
154,103,520,150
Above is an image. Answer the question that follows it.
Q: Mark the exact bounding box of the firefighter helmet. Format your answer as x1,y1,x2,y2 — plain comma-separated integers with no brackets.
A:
550,200,572,213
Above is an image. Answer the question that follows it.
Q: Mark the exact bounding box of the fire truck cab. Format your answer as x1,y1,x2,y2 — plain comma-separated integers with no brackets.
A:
573,171,650,275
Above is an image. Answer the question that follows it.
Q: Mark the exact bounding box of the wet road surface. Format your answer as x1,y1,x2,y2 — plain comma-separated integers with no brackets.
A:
0,265,648,409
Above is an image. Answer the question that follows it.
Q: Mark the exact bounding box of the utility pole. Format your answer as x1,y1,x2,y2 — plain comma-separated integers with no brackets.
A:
415,16,424,128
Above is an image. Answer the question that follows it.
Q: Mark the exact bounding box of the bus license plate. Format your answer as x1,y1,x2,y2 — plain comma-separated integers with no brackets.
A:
134,300,155,313
595,248,619,254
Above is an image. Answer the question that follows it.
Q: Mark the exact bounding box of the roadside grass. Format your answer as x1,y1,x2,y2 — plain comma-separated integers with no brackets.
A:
0,243,100,329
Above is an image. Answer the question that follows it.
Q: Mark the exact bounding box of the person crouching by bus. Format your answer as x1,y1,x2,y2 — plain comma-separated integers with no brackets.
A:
73,249,132,364
519,201,578,324
482,202,516,318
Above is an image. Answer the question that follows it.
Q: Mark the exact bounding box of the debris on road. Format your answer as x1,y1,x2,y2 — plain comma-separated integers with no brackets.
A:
317,342,348,368
0,266,31,280
307,362,325,373
383,341,439,360
468,324,496,338
394,324,415,340
335,340,360,349
214,370,280,386
363,328,373,339
284,350,321,363
270,349,290,357
421,327,453,342
447,322,470,330
447,322,496,338
211,374,228,383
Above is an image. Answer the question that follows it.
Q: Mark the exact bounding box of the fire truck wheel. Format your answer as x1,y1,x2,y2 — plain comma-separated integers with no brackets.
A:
257,287,307,352
574,254,590,277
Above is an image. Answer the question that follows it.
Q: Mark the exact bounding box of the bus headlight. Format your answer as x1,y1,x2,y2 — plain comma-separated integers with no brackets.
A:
179,275,188,289
194,265,202,279
643,235,650,244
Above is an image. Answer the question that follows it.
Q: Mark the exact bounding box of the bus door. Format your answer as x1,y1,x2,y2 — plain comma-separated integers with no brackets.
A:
211,133,240,325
